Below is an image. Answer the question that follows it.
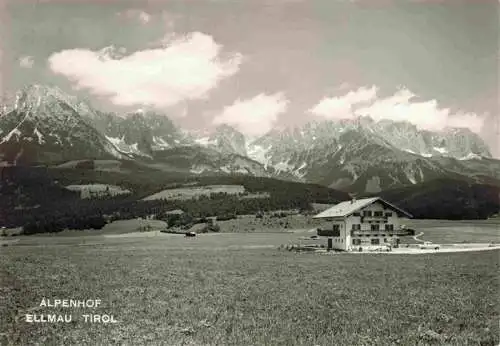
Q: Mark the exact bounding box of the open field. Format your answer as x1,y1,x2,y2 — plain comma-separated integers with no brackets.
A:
143,185,246,201
405,219,500,244
0,232,498,346
1,223,500,345
3,217,500,244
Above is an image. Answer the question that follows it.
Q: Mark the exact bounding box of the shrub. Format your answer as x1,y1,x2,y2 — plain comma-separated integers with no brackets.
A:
208,224,221,232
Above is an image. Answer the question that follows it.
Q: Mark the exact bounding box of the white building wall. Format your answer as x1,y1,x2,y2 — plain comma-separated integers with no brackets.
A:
325,219,347,250
345,201,407,250
339,220,348,250
328,236,347,250
345,216,357,250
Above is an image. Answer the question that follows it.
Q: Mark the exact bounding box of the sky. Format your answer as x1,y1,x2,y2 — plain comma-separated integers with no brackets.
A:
0,0,498,154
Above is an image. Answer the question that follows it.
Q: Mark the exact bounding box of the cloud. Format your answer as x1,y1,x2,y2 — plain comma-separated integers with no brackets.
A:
19,56,35,68
117,9,151,24
355,88,484,133
310,86,485,133
480,114,500,158
308,86,378,119
213,93,289,136
138,12,151,24
48,32,242,109
160,10,177,29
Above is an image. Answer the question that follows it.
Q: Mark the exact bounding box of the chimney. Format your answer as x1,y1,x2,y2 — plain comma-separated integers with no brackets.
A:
349,193,357,204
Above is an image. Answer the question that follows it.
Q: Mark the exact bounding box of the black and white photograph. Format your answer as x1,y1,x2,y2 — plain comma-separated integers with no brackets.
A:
0,0,499,344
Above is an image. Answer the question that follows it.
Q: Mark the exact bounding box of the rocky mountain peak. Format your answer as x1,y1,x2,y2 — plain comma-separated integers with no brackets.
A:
1,84,498,193
15,84,73,109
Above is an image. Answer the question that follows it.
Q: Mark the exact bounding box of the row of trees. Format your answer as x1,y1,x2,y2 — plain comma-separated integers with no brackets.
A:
22,216,107,235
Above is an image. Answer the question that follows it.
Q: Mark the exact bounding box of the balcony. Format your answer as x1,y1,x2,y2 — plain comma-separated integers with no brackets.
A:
360,215,388,223
351,228,411,237
317,228,340,237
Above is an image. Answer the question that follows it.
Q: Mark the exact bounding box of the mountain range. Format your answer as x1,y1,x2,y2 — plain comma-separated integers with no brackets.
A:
1,84,499,194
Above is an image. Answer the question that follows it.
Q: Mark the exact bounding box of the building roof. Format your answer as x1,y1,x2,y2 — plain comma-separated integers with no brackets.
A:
311,203,336,212
312,197,413,219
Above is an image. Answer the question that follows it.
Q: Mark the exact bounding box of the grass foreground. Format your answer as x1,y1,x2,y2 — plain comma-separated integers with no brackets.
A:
0,237,499,346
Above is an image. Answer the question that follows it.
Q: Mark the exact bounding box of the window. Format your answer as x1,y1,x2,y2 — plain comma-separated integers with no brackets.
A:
363,211,372,217
385,224,394,231
333,224,340,231
371,238,380,245
352,239,361,245
352,224,361,231
374,211,383,217
370,224,380,231
353,212,361,216
384,212,393,217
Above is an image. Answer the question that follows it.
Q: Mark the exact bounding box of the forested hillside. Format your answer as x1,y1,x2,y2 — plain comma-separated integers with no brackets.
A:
0,166,348,234
369,178,500,220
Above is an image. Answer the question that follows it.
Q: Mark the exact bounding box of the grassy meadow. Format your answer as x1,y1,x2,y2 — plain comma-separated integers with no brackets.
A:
406,219,500,244
1,230,499,345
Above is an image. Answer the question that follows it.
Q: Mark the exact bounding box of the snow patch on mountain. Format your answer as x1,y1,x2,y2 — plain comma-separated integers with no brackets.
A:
152,136,171,150
458,153,483,161
343,165,359,180
274,160,295,174
53,133,62,145
1,128,22,144
433,147,448,154
297,161,307,171
34,127,45,144
246,143,272,168
339,154,346,164
194,137,217,147
103,142,129,160
190,165,210,174
294,162,308,179
405,169,417,184
105,136,147,157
